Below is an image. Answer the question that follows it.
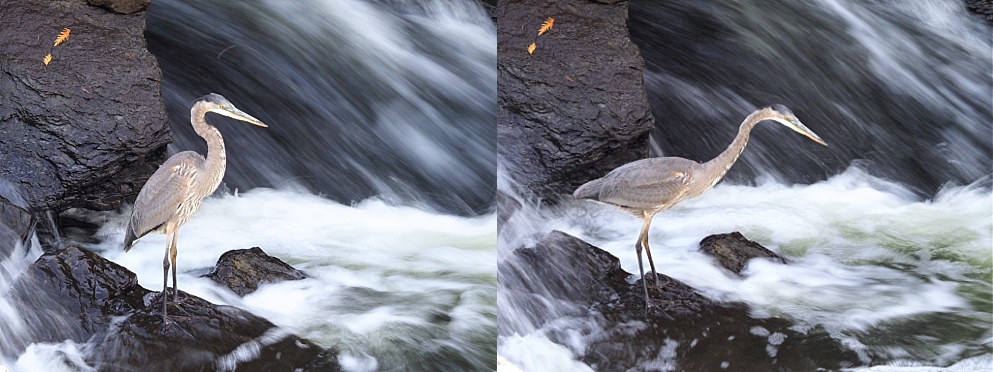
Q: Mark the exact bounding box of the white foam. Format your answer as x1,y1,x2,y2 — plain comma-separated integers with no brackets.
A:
77,188,496,369
499,166,992,370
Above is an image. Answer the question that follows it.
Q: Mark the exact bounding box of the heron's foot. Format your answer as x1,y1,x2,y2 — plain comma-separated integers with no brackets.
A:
157,290,192,319
643,301,675,321
642,301,656,318
166,297,193,318
159,315,194,338
645,272,664,289
170,289,189,306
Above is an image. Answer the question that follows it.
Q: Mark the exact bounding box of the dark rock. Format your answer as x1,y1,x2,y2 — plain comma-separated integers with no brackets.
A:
479,0,496,21
203,247,308,296
0,0,169,212
5,245,340,371
495,189,522,231
699,231,788,274
496,0,655,199
501,230,624,305
500,230,717,322
501,230,859,370
0,195,34,257
965,0,993,21
87,0,150,14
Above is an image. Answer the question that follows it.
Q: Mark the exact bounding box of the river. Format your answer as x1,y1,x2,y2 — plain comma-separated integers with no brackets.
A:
497,0,992,370
0,0,496,371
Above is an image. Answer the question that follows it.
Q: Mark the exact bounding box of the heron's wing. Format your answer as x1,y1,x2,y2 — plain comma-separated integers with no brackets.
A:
124,151,203,250
592,157,699,211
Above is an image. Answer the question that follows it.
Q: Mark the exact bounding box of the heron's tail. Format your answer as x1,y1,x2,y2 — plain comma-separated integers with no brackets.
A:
123,224,137,252
573,178,604,201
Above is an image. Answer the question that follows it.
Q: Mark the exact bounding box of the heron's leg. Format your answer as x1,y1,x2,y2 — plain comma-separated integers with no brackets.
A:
635,229,652,314
170,229,179,303
640,213,661,289
162,231,172,323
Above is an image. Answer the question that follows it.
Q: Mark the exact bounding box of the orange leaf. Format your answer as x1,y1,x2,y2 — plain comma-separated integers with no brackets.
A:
54,28,70,47
527,43,536,55
538,17,554,36
43,54,52,66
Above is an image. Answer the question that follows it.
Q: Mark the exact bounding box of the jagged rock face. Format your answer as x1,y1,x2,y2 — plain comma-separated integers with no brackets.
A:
4,245,339,371
203,247,309,296
496,0,655,199
0,0,169,212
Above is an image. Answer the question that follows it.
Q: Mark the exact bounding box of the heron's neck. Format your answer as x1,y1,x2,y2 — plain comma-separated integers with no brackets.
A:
191,106,226,186
704,111,764,182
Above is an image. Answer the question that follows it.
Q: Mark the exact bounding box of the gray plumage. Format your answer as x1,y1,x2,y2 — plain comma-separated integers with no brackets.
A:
124,93,267,325
574,105,826,316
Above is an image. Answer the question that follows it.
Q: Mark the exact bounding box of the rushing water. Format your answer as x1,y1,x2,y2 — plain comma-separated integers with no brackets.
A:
1,0,495,370
147,0,496,215
498,0,991,370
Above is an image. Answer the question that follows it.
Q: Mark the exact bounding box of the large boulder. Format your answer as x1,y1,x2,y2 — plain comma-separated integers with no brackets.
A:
0,0,169,212
500,230,859,370
4,245,340,371
203,247,309,296
699,231,789,275
496,0,655,199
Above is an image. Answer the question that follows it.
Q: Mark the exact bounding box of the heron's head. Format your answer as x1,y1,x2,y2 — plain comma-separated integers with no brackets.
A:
195,93,268,127
763,104,826,146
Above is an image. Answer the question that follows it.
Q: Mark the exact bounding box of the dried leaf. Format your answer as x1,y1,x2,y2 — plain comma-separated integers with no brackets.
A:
43,54,52,66
527,43,536,55
538,17,554,36
54,28,70,47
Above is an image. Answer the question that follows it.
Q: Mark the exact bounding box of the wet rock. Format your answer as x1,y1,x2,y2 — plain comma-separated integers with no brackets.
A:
502,230,859,370
0,195,34,257
501,230,624,306
699,231,788,275
203,247,308,296
497,0,655,199
965,0,993,21
0,0,169,212
6,245,340,371
495,190,522,231
86,0,150,14
480,0,496,21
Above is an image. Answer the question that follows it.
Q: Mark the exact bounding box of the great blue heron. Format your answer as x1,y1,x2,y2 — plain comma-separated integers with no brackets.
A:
123,93,267,324
573,104,826,315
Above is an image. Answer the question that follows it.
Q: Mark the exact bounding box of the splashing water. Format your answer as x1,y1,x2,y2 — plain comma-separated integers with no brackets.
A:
498,0,990,369
3,189,496,371
498,166,991,370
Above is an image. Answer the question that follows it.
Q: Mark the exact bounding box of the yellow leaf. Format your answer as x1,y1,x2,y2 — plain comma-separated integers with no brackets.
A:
43,54,52,66
527,43,536,55
54,28,71,47
538,17,554,36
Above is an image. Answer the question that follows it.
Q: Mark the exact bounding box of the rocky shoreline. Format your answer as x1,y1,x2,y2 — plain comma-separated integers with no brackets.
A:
499,231,860,370
6,245,338,371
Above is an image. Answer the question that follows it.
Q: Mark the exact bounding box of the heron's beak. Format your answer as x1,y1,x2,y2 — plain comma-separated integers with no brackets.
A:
214,106,268,128
780,118,827,146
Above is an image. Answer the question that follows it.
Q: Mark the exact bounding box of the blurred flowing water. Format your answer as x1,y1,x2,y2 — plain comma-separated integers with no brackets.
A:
498,0,991,370
1,0,496,371
149,0,496,216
